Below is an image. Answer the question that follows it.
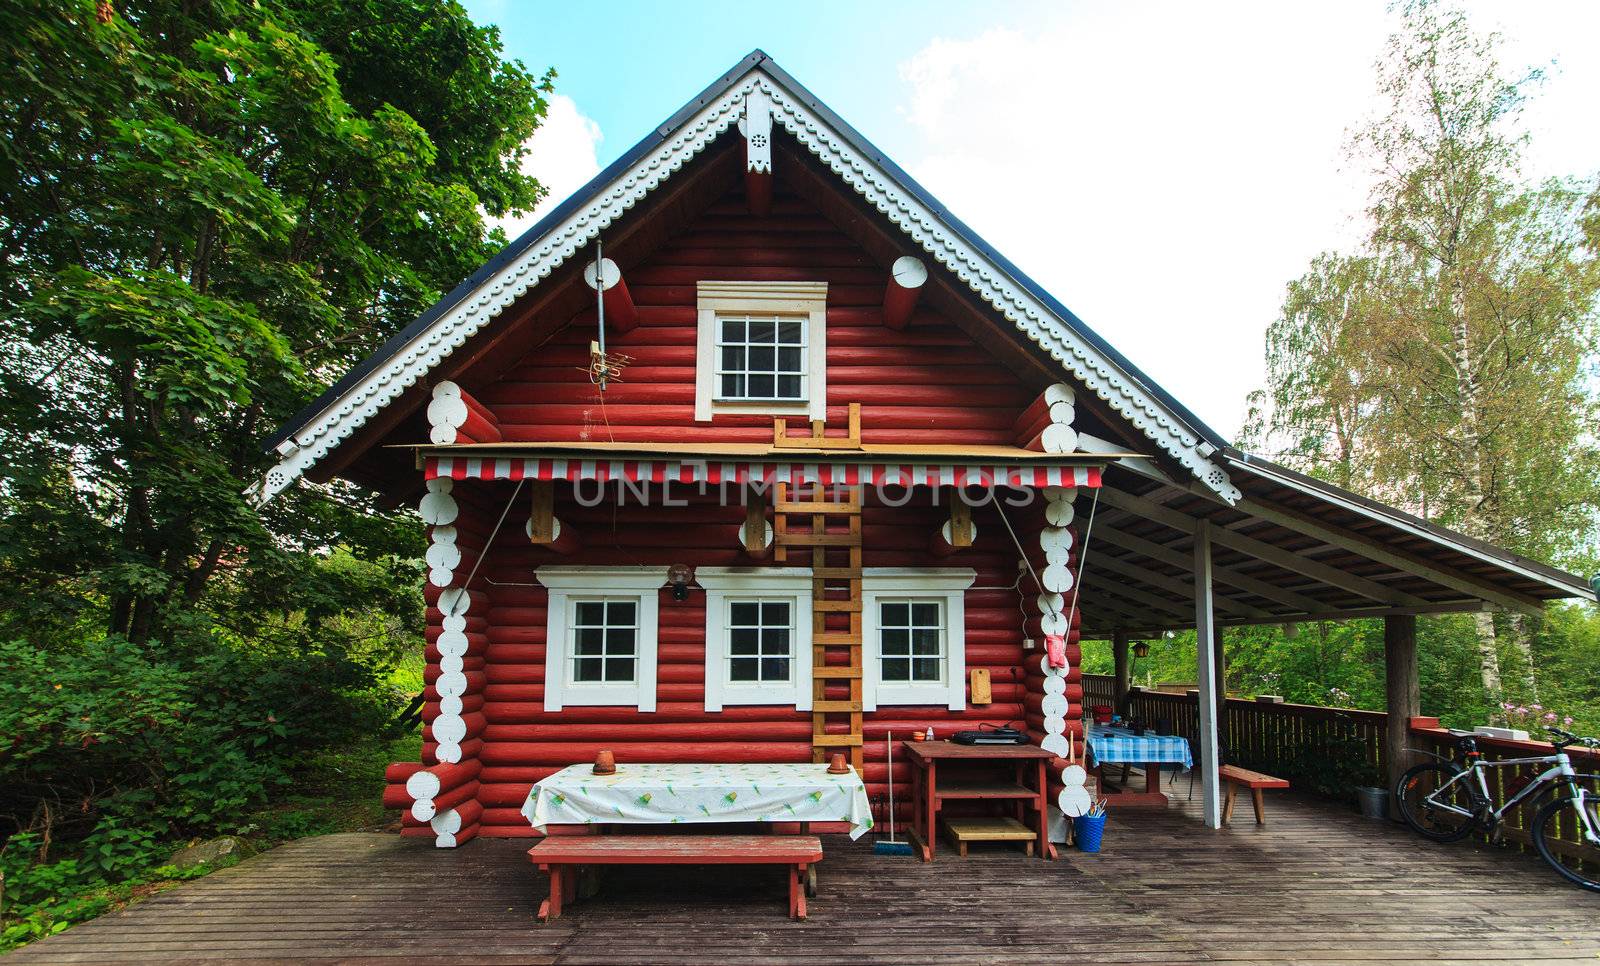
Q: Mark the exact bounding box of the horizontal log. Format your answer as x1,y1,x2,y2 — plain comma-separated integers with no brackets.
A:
405,760,483,800
483,721,814,742
480,742,813,765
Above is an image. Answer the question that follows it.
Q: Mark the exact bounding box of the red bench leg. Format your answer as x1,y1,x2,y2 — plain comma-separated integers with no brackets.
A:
790,863,808,919
539,863,563,921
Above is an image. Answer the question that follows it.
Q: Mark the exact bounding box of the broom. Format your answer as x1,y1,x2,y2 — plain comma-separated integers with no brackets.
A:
873,731,914,855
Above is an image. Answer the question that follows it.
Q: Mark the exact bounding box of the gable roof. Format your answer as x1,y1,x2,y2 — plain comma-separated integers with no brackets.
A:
259,50,1236,502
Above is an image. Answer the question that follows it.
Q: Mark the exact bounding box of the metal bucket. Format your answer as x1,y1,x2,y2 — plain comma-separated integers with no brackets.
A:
1356,786,1388,819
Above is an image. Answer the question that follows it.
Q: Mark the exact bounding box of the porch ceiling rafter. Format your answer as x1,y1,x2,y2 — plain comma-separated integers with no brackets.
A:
1108,451,1557,615
1093,522,1335,615
1076,571,1191,622
1090,551,1274,620
1096,485,1430,609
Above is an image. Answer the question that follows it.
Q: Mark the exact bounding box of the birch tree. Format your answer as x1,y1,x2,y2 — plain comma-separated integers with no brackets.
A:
1249,1,1600,697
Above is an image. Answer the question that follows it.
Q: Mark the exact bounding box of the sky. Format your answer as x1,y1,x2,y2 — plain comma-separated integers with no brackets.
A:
463,0,1600,441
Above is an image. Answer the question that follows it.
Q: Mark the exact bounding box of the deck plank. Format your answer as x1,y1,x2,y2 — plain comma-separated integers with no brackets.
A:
7,787,1598,964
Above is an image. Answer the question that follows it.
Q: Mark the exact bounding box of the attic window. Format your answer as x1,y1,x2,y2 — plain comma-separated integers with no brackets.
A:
717,315,806,401
696,281,827,422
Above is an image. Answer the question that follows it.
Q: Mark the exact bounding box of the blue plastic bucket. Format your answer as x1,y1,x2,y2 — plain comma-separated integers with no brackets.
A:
1074,814,1108,852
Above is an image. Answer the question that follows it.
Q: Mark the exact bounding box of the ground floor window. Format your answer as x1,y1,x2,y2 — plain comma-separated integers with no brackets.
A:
538,566,665,711
862,569,975,711
698,567,813,711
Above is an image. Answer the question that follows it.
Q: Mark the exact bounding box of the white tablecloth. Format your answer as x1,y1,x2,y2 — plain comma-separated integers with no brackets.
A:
521,762,875,840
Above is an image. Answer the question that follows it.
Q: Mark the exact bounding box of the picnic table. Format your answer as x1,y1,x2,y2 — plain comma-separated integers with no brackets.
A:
522,762,874,837
522,762,873,914
1086,725,1193,807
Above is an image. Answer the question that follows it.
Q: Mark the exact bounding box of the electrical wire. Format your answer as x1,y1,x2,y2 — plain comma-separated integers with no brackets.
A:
446,478,526,616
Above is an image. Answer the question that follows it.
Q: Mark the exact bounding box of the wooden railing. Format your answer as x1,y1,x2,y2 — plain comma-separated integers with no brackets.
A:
1082,675,1385,795
1082,674,1600,861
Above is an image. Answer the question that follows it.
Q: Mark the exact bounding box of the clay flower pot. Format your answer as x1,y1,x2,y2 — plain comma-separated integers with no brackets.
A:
593,750,617,775
826,753,849,775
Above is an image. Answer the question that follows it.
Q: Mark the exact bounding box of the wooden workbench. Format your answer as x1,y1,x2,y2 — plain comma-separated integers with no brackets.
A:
902,740,1056,862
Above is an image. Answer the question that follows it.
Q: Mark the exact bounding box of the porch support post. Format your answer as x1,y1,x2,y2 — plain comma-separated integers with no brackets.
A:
1193,520,1223,829
1384,614,1420,811
1111,630,1132,716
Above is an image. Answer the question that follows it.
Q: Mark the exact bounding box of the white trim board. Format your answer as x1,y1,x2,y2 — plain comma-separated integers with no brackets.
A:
860,568,976,712
259,64,1234,504
697,567,814,712
537,566,667,712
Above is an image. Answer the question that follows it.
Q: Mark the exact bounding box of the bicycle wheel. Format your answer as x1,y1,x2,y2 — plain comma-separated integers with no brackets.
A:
1396,761,1482,842
1531,794,1600,892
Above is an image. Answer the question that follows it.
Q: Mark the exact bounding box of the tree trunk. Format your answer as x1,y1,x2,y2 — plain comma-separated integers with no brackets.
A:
1472,610,1502,698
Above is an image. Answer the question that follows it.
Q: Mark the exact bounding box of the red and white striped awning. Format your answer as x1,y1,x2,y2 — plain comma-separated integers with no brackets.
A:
424,455,1101,489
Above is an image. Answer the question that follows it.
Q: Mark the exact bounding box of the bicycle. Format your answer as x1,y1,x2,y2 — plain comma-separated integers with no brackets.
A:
1395,726,1600,891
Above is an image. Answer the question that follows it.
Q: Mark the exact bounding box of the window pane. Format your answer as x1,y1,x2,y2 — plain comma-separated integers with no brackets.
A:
761,657,790,681
777,374,802,399
881,602,909,626
749,345,775,371
605,627,635,655
880,628,909,655
777,320,803,345
912,628,941,656
605,657,635,682
730,628,760,655
748,373,775,398
573,657,604,682
749,318,775,343
777,347,802,373
730,657,760,682
721,318,744,343
761,602,789,624
882,658,910,682
721,345,745,371
575,601,605,626
912,658,941,682
574,627,604,656
721,373,745,398
607,601,636,625
730,602,760,625
911,602,940,626
762,627,790,656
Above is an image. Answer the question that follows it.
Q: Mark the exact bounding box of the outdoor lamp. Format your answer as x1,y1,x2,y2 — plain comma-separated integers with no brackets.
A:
1132,641,1150,658
667,563,695,601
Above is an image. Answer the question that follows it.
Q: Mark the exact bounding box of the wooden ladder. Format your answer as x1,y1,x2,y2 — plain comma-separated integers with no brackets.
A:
773,404,864,771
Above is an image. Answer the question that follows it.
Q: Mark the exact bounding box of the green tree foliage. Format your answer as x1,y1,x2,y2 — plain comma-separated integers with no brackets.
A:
1242,1,1600,703
0,0,551,917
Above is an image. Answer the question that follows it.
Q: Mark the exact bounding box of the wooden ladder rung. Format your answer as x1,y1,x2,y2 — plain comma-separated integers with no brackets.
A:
775,532,858,547
811,734,865,747
775,500,860,515
811,567,863,579
812,700,863,713
812,632,861,645
812,599,862,613
811,666,863,679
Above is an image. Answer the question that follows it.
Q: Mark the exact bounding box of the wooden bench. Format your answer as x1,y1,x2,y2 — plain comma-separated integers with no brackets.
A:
527,834,823,920
1218,764,1290,825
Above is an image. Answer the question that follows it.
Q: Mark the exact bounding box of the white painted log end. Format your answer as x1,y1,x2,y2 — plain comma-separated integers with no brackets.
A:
431,381,462,401
432,713,467,745
1041,562,1074,594
1040,423,1079,454
1044,500,1076,527
584,257,622,292
435,741,463,764
891,256,927,290
435,669,469,699
405,770,442,801
1040,733,1071,758
419,492,458,526
1043,383,1076,407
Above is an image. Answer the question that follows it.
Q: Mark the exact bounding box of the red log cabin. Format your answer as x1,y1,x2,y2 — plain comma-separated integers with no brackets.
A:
259,52,1596,849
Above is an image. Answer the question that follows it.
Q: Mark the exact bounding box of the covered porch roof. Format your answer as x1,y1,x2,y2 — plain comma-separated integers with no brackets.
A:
1073,448,1593,639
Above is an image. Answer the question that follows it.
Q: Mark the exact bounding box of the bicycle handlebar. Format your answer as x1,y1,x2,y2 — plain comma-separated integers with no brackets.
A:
1545,726,1600,750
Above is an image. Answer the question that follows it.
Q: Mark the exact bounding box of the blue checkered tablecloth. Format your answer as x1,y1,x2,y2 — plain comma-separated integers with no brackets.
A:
1087,725,1193,769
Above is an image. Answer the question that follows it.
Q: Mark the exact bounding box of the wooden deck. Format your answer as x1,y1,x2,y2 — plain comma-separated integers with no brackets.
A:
8,787,1597,965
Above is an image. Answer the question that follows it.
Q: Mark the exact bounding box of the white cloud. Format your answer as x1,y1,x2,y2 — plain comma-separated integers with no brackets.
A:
894,3,1599,441
491,94,603,239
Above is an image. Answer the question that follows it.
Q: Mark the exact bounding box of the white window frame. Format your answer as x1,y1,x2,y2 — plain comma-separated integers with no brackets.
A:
538,566,666,712
695,281,827,422
861,568,975,711
698,567,813,711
